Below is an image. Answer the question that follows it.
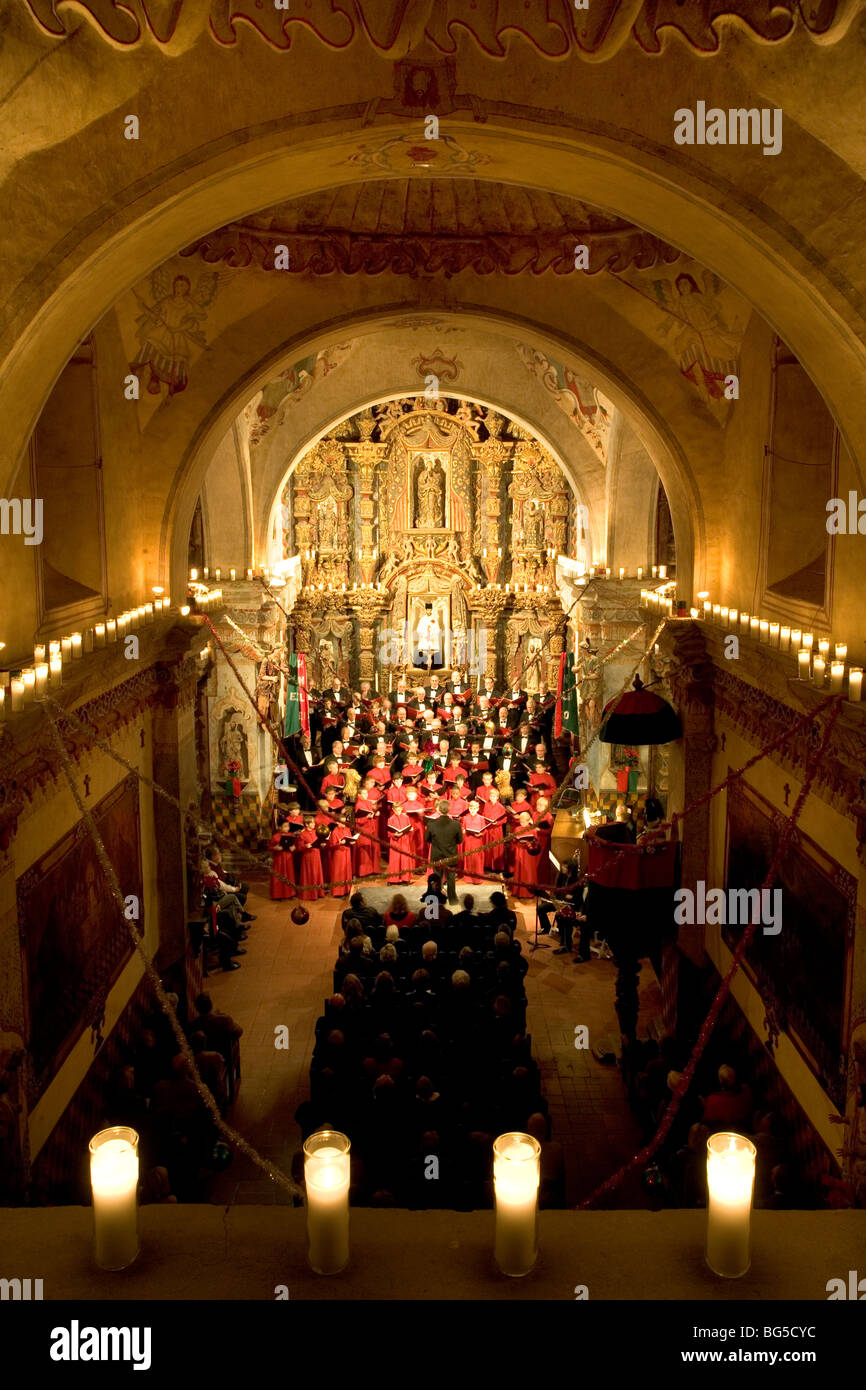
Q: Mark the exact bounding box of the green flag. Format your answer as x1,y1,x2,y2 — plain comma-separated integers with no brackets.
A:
284,652,301,737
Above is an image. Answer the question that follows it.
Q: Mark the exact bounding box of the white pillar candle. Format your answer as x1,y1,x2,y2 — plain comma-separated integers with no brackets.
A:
0,685,5,721
769,622,779,647
779,626,790,652
230,568,236,581
835,643,847,662
214,568,221,581
49,656,62,685
740,612,749,634
34,663,48,693
848,667,863,701
651,565,658,578
246,568,253,580
89,1127,139,1271
106,618,117,643
690,607,699,619
203,567,209,580
706,1132,756,1278
49,640,61,659
790,628,801,651
619,567,625,580
493,1132,541,1277
750,617,760,638
303,1130,350,1275
813,655,826,688
818,638,830,659
189,568,198,582
94,623,106,648
728,608,738,628
658,564,667,579
720,607,729,625
702,601,711,620
10,676,25,711
712,604,721,623
830,661,845,693
802,632,813,653
797,649,811,680
61,636,72,660
34,643,46,664
144,603,154,624
637,567,643,580
759,620,769,643
71,632,83,659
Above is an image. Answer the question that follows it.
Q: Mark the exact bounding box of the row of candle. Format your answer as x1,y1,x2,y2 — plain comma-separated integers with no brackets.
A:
88,1124,757,1280
191,567,257,583
2,596,184,716
694,595,862,701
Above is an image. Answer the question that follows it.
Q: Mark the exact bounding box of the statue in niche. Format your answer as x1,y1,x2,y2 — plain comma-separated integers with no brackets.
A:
318,496,338,551
415,455,447,529
218,707,249,780
415,602,444,670
523,498,544,550
317,638,338,690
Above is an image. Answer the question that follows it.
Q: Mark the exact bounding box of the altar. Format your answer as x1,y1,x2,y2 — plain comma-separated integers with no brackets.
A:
283,396,574,692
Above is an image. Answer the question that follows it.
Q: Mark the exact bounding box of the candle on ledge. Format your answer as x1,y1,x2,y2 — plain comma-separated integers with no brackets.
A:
706,1132,756,1278
797,649,811,680
247,568,253,581
813,655,826,688
71,632,83,659
619,567,625,580
94,623,106,648
690,607,699,619
493,1132,541,1277
658,564,667,579
720,607,729,625
750,617,759,637
740,612,749,634
605,567,612,578
106,618,117,643
214,568,221,581
0,686,5,721
34,663,49,693
49,655,62,685
835,643,847,662
779,625,790,652
848,667,863,702
144,603,154,624
818,638,830,659
203,567,209,580
89,1126,139,1271
10,676,25,711
651,565,658,578
790,628,802,652
769,622,779,648
61,636,72,660
830,661,845,693
703,601,711,620
712,604,721,623
637,567,643,580
189,568,198,582
802,632,813,653
759,620,769,643
230,568,236,581
728,609,738,628
34,643,46,664
303,1130,350,1275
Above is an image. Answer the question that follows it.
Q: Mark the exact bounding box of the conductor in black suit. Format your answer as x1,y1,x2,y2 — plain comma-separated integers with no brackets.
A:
425,799,464,904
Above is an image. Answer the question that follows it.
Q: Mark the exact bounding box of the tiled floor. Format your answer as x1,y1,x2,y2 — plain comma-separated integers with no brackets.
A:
208,875,661,1209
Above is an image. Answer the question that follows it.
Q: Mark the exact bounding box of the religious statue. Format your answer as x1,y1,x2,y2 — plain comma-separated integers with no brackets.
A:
415,603,443,670
318,496,338,551
415,455,446,529
523,498,544,550
218,708,249,780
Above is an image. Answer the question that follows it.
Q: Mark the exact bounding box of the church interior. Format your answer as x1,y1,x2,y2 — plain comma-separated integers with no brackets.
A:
1,1,866,1315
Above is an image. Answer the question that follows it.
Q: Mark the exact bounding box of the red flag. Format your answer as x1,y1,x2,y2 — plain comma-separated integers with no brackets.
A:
297,654,310,738
554,651,566,739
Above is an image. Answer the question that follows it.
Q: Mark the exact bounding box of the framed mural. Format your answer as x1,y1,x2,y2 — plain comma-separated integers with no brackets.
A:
724,779,854,1110
18,775,142,1103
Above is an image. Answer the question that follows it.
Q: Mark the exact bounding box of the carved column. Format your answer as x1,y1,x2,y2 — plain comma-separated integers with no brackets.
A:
467,587,507,687
353,445,382,586
349,589,390,687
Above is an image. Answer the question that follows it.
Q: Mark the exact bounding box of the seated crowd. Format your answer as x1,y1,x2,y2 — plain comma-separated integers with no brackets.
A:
300,884,565,1209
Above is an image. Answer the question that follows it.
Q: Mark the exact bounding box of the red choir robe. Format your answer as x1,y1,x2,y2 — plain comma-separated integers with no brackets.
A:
294,826,326,900
353,794,381,877
328,824,356,898
529,771,557,803
442,764,464,786
320,772,345,794
533,809,555,887
475,783,495,806
511,827,542,899
368,765,392,787
419,776,442,802
446,795,469,820
483,800,509,872
461,812,488,884
402,795,426,872
268,829,296,900
400,760,424,783
387,810,414,885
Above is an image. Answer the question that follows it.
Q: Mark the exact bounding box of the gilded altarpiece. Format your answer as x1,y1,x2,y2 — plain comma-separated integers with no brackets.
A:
284,398,572,691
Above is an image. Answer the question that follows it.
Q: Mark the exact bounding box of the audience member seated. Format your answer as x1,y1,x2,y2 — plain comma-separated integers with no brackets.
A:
700,1064,753,1131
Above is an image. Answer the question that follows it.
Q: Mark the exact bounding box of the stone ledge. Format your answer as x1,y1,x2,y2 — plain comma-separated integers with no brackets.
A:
0,1208,862,1301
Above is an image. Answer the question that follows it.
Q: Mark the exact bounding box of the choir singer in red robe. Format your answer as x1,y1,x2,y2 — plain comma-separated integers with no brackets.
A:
511,810,542,899
328,813,357,898
295,813,326,900
387,805,414,886
461,799,488,884
268,818,297,900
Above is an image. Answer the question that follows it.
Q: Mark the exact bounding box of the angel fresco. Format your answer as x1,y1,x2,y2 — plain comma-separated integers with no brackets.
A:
647,270,741,403
131,268,224,396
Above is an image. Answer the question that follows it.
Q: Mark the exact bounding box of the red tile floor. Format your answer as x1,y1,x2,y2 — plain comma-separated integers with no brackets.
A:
208,874,662,1208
